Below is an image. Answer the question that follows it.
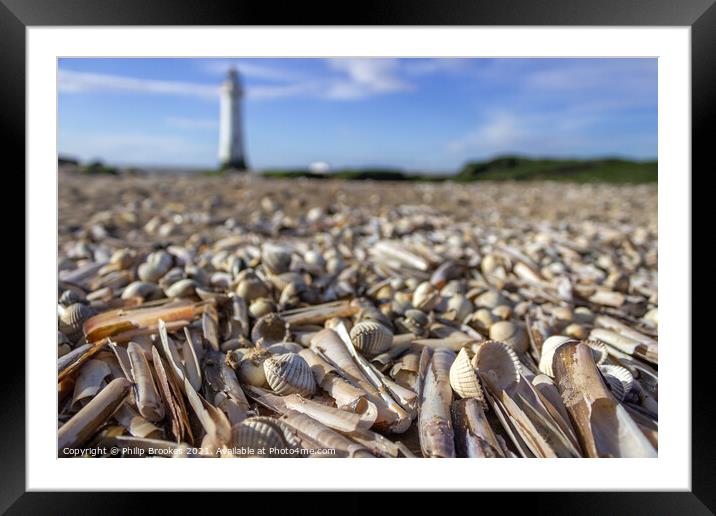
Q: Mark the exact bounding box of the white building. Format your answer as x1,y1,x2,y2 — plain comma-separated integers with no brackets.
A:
218,68,248,170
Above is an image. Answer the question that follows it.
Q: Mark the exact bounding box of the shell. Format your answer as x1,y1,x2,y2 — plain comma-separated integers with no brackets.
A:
121,281,161,300
449,347,485,403
236,276,270,302
234,348,272,387
263,352,316,396
137,250,173,283
261,243,293,275
584,338,609,365
598,364,635,401
248,298,277,319
473,290,508,309
489,321,528,354
472,340,522,391
538,335,578,377
164,278,198,298
231,417,292,456
349,321,393,357
446,295,474,322
412,282,440,312
59,303,96,341
59,289,82,307
405,308,429,327
251,312,288,346
267,341,304,355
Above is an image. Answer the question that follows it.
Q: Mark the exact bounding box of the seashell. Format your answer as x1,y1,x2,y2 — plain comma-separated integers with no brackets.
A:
303,250,326,270
449,347,485,403
598,364,635,401
538,335,578,377
231,417,292,457
267,342,304,355
261,243,293,275
489,321,528,354
110,248,135,269
469,308,496,332
349,320,393,357
163,278,198,298
446,295,474,323
59,303,96,341
565,323,589,340
121,281,161,301
413,281,440,312
236,275,270,303
59,289,82,307
232,348,273,387
251,312,288,346
584,338,609,364
473,289,508,309
248,298,277,319
472,340,522,391
491,304,512,321
137,250,173,283
263,352,316,396
573,306,595,325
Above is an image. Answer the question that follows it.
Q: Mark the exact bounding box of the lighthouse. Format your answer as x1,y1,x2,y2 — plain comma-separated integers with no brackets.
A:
218,68,248,170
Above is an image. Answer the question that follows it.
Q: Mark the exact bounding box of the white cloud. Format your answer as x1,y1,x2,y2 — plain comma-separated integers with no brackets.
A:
58,69,218,99
202,59,305,82
324,58,413,99
164,117,217,130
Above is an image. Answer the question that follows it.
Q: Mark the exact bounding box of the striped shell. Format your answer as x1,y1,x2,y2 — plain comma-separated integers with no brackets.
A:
59,303,96,341
231,418,293,457
59,289,81,307
263,352,316,396
472,340,522,391
449,347,485,404
584,339,610,365
350,321,393,356
538,336,578,377
598,364,635,401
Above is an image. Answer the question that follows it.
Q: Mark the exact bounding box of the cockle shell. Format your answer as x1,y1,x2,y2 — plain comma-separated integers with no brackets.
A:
446,295,474,323
59,289,82,307
137,250,173,283
538,335,578,377
584,339,609,365
236,275,270,303
261,243,293,275
231,417,293,456
59,303,96,341
248,298,277,319
263,352,316,396
251,312,288,347
489,321,528,354
349,320,393,356
598,364,635,401
413,281,440,312
449,347,485,403
472,340,522,391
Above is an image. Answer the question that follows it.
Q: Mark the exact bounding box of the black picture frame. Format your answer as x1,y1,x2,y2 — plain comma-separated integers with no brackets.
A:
4,0,709,511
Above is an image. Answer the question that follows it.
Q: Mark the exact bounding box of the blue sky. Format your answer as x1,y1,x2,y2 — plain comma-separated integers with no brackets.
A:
58,58,657,172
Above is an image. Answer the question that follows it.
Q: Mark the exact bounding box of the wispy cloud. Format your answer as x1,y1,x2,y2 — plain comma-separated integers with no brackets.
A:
165,117,217,130
323,59,413,99
58,69,218,99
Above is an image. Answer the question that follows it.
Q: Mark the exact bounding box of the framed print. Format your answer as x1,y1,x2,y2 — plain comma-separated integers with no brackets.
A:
4,0,711,511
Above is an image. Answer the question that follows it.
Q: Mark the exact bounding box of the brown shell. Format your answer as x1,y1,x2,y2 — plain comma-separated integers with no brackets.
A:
263,352,316,396
231,418,292,456
59,303,96,341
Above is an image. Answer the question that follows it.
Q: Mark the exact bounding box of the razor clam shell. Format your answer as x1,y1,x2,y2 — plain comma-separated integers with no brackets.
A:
127,342,165,422
419,348,456,458
263,352,317,396
349,320,393,357
451,398,504,458
72,358,111,405
538,335,578,377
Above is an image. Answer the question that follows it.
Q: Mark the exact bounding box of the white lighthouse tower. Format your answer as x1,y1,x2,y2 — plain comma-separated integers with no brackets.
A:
218,68,247,170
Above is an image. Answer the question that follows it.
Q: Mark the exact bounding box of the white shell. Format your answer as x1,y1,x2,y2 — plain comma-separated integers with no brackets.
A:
59,303,96,341
164,278,197,298
138,250,172,283
262,243,292,275
232,417,291,456
412,282,440,312
598,364,635,401
584,339,610,365
538,336,578,377
263,352,316,396
349,321,393,356
489,321,528,354
449,348,485,403
472,340,522,391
